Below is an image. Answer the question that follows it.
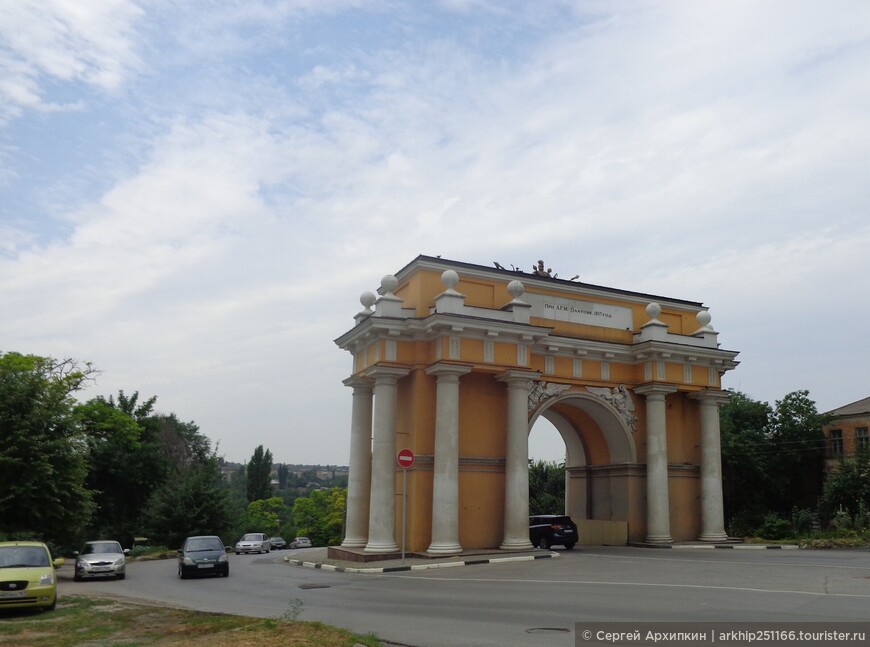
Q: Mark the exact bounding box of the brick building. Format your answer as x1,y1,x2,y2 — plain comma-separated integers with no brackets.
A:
823,396,870,467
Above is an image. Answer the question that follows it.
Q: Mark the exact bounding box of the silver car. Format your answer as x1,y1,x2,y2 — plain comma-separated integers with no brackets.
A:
289,536,312,549
235,533,271,554
73,540,128,581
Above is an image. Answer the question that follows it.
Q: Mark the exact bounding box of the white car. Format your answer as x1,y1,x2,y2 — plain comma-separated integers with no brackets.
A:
73,540,128,581
289,536,312,549
235,533,271,554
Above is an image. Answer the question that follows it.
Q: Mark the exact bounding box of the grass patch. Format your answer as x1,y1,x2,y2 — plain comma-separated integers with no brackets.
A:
0,595,381,646
744,530,870,549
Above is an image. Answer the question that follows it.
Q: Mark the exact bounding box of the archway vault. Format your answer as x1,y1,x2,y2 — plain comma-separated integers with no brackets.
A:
531,391,638,466
530,391,638,545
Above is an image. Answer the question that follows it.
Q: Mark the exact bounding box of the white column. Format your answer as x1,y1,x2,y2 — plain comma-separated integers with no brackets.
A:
364,366,409,554
636,384,677,544
497,370,539,550
341,377,373,548
426,363,472,555
690,390,731,542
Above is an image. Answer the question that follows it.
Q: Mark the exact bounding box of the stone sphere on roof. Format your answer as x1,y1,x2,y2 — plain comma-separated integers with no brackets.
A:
441,269,460,290
507,280,525,299
360,291,376,310
381,275,398,294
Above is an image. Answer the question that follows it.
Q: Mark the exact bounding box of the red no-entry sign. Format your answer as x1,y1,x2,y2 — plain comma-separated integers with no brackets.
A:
397,448,415,469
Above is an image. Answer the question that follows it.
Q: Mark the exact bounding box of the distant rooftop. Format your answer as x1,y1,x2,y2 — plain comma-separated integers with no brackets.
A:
826,396,870,417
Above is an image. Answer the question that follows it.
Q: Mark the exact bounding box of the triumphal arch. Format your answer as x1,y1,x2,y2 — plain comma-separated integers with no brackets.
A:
334,256,739,554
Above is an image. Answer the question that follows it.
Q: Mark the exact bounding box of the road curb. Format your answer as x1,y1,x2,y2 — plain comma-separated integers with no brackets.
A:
629,542,799,550
283,551,560,574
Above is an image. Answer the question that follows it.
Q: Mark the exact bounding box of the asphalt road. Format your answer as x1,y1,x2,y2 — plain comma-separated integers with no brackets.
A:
57,547,870,646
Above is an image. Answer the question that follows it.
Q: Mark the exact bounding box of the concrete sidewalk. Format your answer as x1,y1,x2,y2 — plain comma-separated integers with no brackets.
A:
281,540,800,574
282,546,560,574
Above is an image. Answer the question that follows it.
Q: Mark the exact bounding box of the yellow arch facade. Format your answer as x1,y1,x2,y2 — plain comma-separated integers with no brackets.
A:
335,256,739,555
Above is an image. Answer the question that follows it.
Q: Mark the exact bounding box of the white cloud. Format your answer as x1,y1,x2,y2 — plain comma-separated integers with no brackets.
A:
2,1,870,461
0,0,144,122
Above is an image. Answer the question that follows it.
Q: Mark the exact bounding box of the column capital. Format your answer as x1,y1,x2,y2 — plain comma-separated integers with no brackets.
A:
364,364,411,382
425,362,473,378
496,369,540,385
687,389,731,406
343,375,374,391
634,383,679,398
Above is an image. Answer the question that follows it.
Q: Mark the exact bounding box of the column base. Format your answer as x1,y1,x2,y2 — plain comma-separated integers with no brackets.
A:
644,534,673,545
698,532,728,543
341,537,368,548
364,541,400,554
426,542,463,556
499,538,534,551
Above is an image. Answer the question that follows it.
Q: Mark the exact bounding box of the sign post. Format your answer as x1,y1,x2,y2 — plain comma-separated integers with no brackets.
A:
397,449,415,563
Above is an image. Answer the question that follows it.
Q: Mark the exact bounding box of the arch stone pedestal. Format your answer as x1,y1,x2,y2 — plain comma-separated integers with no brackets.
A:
334,256,739,555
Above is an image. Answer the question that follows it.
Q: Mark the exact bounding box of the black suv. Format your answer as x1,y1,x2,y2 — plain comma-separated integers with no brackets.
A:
529,515,578,550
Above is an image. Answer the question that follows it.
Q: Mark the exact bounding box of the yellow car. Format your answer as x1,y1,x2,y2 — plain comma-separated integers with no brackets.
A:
0,541,64,612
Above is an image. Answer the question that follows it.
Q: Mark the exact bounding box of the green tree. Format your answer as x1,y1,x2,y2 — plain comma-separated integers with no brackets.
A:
245,497,288,535
720,390,775,530
817,453,870,526
76,392,165,544
0,352,96,548
529,459,564,515
247,445,273,502
155,413,212,472
276,463,289,490
766,390,829,512
140,456,232,548
138,415,233,547
292,487,346,546
110,390,157,422
721,389,829,534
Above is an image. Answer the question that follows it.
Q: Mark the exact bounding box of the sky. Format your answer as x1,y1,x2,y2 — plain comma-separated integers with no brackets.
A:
2,1,869,466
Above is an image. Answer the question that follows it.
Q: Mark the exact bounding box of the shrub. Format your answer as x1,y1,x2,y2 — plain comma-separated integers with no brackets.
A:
791,507,815,535
727,511,764,538
832,510,853,530
856,501,870,531
755,513,792,540
128,545,169,559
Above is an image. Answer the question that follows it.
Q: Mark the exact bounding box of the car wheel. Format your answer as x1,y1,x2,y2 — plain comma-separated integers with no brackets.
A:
564,542,576,550
539,536,550,550
222,569,229,577
117,573,126,580
45,595,57,612
178,565,187,580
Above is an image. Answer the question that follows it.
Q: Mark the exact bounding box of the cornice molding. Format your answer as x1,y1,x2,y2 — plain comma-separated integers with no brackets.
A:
395,255,704,310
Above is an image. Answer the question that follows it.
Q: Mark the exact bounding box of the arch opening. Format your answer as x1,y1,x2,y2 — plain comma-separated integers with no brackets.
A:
529,393,637,545
528,417,568,518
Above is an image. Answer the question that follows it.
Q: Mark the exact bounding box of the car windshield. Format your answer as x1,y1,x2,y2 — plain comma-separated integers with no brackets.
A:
82,542,122,555
0,546,49,568
241,534,262,541
185,538,223,552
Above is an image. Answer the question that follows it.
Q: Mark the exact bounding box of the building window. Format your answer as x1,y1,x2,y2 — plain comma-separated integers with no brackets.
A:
830,429,843,457
857,427,869,454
